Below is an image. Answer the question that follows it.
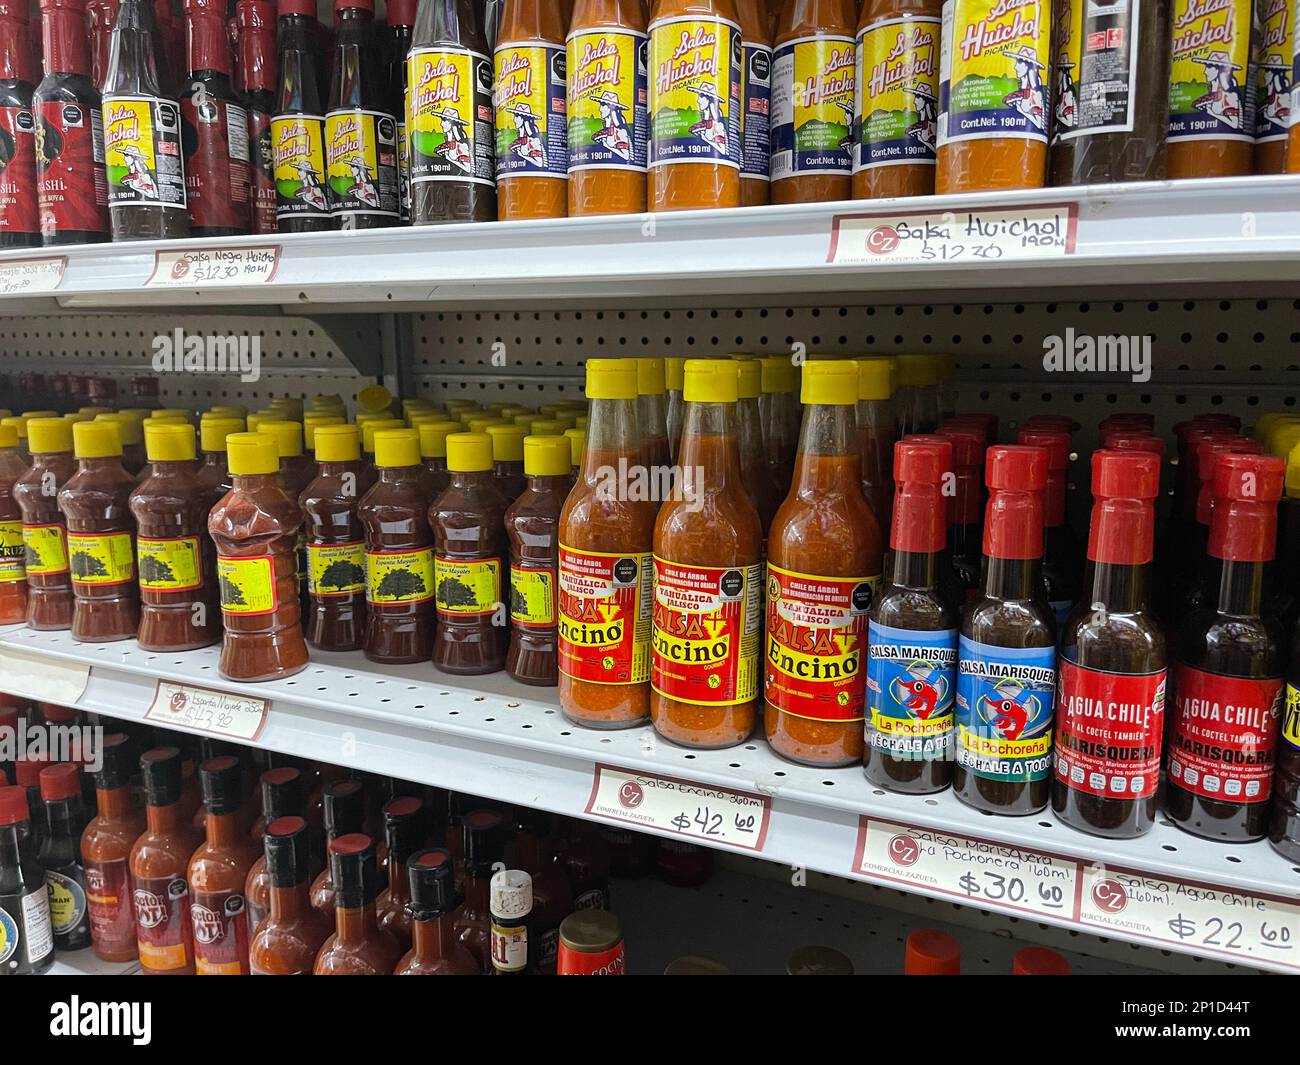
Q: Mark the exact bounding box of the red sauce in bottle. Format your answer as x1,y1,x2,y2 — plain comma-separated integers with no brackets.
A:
309,778,367,915
243,766,303,932
79,733,145,963
313,833,401,974
300,424,367,651
248,815,333,974
13,418,75,629
392,848,479,974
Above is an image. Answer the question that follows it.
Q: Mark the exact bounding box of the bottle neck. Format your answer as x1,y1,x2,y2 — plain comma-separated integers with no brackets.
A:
376,464,420,484
580,397,638,479
334,903,378,945
267,879,309,921
525,473,568,495
96,785,134,821
463,869,489,911
44,798,78,840
791,403,860,496
237,15,276,93
0,16,28,81
1083,559,1148,614
411,910,457,960
888,548,940,591
317,459,361,478
448,468,492,488
145,799,185,835
1217,559,1264,618
637,393,668,443
187,8,229,75
231,471,278,491
77,455,126,475
677,401,744,495
981,555,1041,601
204,810,241,847
43,7,91,76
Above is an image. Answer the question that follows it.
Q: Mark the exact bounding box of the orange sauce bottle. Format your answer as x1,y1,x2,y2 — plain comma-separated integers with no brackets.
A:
736,0,772,205
494,0,569,218
770,0,857,204
935,0,1050,193
0,422,28,624
1254,0,1291,174
647,0,743,210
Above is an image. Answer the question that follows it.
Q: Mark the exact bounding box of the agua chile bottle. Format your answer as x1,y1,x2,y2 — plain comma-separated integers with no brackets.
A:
243,766,304,931
187,756,260,975
765,360,882,768
313,833,401,975
208,432,310,683
1018,428,1080,628
494,0,568,219
1052,450,1166,839
407,0,497,224
130,747,201,976
432,431,510,675
38,762,92,952
101,0,191,240
647,0,743,211
0,0,40,248
59,420,140,644
14,418,76,631
272,0,331,232
558,359,657,729
248,815,333,974
864,436,958,794
651,359,763,749
309,778,366,914
393,848,478,974
505,434,570,686
130,422,222,652
360,428,436,664
0,784,55,974
0,421,27,624
1167,454,1287,843
375,795,425,951
301,423,367,652
566,0,649,216
236,0,278,234
954,445,1057,816
80,732,144,963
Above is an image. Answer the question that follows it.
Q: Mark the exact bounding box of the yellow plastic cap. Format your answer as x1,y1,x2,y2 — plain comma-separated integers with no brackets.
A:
63,412,94,424
272,397,304,420
418,420,460,459
78,406,112,416
73,420,122,459
144,422,197,463
373,428,420,469
207,404,248,418
499,405,531,417
564,427,585,467
358,384,393,413
487,423,526,462
311,394,343,409
736,359,760,400
407,412,446,428
446,432,493,473
895,354,940,387
665,357,685,391
200,417,246,452
0,424,16,449
585,359,637,401
1,417,28,439
637,357,666,396
96,413,142,446
154,408,193,423
313,424,361,463
22,410,58,419
226,432,279,475
575,415,587,430
355,411,391,426
512,414,537,432
760,356,797,394
362,418,405,454
27,417,73,455
302,413,345,450
684,359,739,404
1288,441,1300,499
524,434,571,477
801,360,859,406
262,420,304,459
444,399,480,412
402,399,437,418
857,357,895,401
1268,422,1300,459
468,416,510,434
529,419,564,436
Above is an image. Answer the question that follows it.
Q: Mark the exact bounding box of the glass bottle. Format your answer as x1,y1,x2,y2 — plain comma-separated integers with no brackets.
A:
313,832,401,974
80,732,144,962
374,795,425,953
301,423,367,651
0,422,28,624
248,814,333,974
0,0,39,247
0,784,54,974
236,0,278,233
38,762,91,951
392,847,478,974
272,0,331,231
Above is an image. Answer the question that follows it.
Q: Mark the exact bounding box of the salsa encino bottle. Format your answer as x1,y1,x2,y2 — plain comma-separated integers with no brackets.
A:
236,0,278,234
0,1,40,248
272,0,331,232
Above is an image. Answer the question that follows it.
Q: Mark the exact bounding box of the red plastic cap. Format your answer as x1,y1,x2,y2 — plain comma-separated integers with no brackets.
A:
983,446,1047,559
904,929,961,975
262,766,299,787
1087,451,1159,566
386,0,416,24
1192,413,1241,431
1099,412,1154,430
1013,946,1071,975
333,0,373,12
267,815,307,837
39,762,81,802
384,795,423,818
1209,454,1286,562
1092,450,1160,500
329,832,373,856
237,0,275,28
935,425,984,468
0,786,28,826
1016,429,1069,470
278,0,315,16
1101,431,1165,457
1214,453,1284,503
986,445,1047,492
14,756,47,788
895,436,952,485
1022,414,1077,433
943,414,997,444
39,0,87,12
891,437,952,555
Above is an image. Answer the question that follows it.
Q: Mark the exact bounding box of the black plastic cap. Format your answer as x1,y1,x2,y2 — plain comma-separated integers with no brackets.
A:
140,747,182,808
322,779,366,837
407,848,459,919
462,809,504,875
382,796,426,865
260,767,303,823
265,815,309,889
329,832,378,909
94,733,134,791
199,755,242,816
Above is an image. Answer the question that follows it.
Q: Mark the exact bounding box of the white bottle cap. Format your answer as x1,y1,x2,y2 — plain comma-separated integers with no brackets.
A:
490,869,533,920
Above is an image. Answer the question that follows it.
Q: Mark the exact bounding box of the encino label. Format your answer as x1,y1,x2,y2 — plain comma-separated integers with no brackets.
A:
558,546,653,685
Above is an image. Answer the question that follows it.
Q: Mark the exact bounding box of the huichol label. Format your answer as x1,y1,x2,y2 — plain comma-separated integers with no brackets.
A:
568,29,649,173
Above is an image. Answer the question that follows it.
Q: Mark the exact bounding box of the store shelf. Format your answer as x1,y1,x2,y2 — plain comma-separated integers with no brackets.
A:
3,622,1297,972
44,951,140,976
2,176,1299,314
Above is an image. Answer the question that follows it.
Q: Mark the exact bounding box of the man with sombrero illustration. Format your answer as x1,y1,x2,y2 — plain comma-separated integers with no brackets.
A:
433,106,472,171
1000,43,1046,132
119,143,159,199
503,100,546,165
289,157,326,212
906,83,937,152
1191,49,1243,129
689,82,729,154
1054,58,1076,132
590,89,632,159
1257,54,1290,134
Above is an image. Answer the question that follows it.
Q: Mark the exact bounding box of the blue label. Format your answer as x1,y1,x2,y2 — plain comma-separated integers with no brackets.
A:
866,621,958,761
741,43,772,180
494,44,569,179
956,635,1056,783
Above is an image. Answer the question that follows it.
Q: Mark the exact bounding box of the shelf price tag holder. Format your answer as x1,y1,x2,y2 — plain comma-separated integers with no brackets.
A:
0,256,67,296
827,203,1078,266
0,641,88,704
144,680,269,742
586,764,772,852
145,245,281,287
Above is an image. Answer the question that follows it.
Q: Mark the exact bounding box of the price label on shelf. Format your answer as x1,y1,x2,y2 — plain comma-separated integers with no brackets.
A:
827,204,1077,266
146,245,281,287
0,256,66,295
585,765,771,852
145,681,269,741
0,643,89,704
1077,862,1300,971
852,817,1079,920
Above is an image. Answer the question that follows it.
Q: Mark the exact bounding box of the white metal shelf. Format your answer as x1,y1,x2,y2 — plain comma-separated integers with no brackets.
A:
1,623,1295,972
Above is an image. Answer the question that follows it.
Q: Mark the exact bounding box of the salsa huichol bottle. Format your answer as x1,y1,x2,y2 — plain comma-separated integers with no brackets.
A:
272,0,331,232
1166,453,1287,843
301,423,367,652
33,0,111,245
101,0,190,240
0,0,40,248
0,784,55,974
385,0,415,223
1052,450,1166,839
38,762,92,952
865,436,958,793
236,0,278,234
954,445,1056,816
407,0,496,224
325,0,400,228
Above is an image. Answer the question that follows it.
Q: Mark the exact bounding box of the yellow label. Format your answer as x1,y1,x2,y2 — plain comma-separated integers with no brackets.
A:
1168,0,1254,141
855,18,941,172
407,47,495,186
217,555,277,615
1284,683,1300,750
367,548,435,604
324,108,399,217
958,723,1053,759
137,536,202,592
138,940,188,970
494,44,567,179
308,541,367,596
67,531,135,585
0,520,23,583
271,114,329,218
510,565,556,626
772,34,856,179
435,557,501,615
648,15,742,168
567,28,649,172
22,523,68,576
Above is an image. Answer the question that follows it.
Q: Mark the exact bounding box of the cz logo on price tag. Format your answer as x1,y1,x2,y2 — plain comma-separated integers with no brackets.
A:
145,680,269,741
146,245,281,287
827,204,1078,266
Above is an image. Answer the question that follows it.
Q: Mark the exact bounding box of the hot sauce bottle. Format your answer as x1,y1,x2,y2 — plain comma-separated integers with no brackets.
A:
759,355,797,492
209,432,310,683
856,356,895,532
14,418,76,631
0,784,54,974
765,360,882,768
80,732,144,963
243,765,304,931
934,0,1050,193
130,747,201,976
59,420,140,644
735,0,772,206
1018,428,1079,628
455,808,503,973
385,0,415,223
313,833,401,974
558,359,657,729
865,437,957,793
487,423,527,501
954,445,1056,816
556,908,624,974
1052,451,1165,839
309,778,366,914
506,435,569,686
273,0,331,232
636,357,671,471
374,795,425,952
651,360,762,749
735,359,780,539
248,815,332,974
236,0,278,233
1167,454,1287,842
0,423,27,624
647,0,743,211
770,0,856,204
301,424,367,652
0,2,39,248
34,0,110,245
38,762,91,952
393,848,478,974
852,0,941,199
665,356,685,461
936,424,983,600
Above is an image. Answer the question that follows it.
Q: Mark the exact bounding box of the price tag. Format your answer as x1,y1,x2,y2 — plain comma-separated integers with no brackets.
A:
827,203,1077,266
145,681,269,741
852,817,1079,919
145,245,281,287
0,643,89,704
0,256,66,295
585,764,771,852
1077,862,1300,971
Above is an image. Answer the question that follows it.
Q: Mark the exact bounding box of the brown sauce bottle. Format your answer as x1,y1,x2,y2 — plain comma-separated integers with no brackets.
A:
1052,450,1166,838
417,419,457,498
243,766,304,933
195,416,243,514
309,778,367,915
300,424,366,652
1018,428,1080,629
374,795,426,952
313,833,401,974
14,418,75,630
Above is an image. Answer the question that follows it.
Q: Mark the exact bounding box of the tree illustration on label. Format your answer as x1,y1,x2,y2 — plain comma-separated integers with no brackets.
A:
320,559,365,591
24,542,42,569
437,576,475,607
71,551,109,578
139,555,176,583
511,571,550,618
220,574,246,606
377,567,425,599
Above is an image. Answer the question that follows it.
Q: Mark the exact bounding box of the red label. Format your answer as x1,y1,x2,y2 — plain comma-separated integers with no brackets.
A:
558,546,652,686
651,557,762,706
1054,658,1166,800
557,939,625,975
36,100,109,238
190,890,250,975
763,564,876,722
84,858,135,955
246,108,276,234
181,94,250,231
0,104,39,236
131,874,192,972
1168,664,1283,804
